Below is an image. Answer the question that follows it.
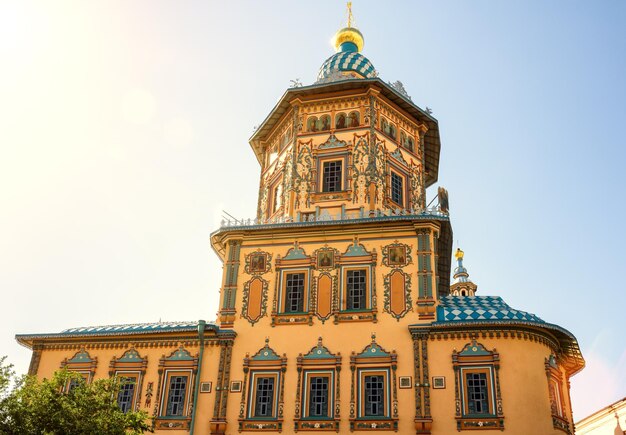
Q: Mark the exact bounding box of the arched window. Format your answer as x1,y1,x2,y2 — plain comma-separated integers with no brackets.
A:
335,113,347,129
348,111,360,127
320,115,331,131
406,136,414,152
307,117,318,132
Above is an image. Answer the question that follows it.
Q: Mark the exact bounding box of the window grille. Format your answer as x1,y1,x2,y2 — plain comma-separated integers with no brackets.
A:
322,161,342,192
466,372,488,414
285,273,305,313
308,377,329,417
391,172,403,206
364,375,385,417
166,376,187,416
347,269,366,310
254,377,275,417
117,379,135,413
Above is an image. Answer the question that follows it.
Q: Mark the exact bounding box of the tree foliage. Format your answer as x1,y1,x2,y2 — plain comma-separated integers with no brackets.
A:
0,358,152,435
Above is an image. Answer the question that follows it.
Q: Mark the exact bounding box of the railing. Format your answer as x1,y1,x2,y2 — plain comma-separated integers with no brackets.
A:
219,206,448,229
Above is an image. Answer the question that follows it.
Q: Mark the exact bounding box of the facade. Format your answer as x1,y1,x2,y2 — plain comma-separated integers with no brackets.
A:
575,397,626,435
16,10,584,435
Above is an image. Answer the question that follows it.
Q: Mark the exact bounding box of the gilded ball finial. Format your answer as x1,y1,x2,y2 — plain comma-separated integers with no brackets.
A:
455,248,464,261
333,2,364,52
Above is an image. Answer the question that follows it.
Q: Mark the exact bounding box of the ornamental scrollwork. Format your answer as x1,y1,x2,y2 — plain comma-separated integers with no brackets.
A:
244,250,272,275
312,246,340,270
241,277,269,326
381,241,413,268
383,269,412,320
294,140,314,211
410,161,425,210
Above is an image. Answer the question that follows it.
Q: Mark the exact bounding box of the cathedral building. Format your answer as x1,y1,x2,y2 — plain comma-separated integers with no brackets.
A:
16,8,584,435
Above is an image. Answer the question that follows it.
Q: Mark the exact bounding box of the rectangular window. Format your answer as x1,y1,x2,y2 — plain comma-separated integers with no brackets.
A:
166,375,188,416
391,172,403,206
254,377,275,417
322,161,342,192
308,377,329,417
465,372,489,415
364,375,385,417
66,372,89,392
117,378,136,413
346,269,367,310
68,378,81,392
285,273,305,313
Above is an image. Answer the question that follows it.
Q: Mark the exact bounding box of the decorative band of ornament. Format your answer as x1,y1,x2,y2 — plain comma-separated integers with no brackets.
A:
239,421,282,431
457,417,504,431
350,419,398,431
218,207,448,229
296,420,339,431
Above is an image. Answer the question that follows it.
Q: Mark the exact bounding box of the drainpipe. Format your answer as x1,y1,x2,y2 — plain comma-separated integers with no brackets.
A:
190,319,206,435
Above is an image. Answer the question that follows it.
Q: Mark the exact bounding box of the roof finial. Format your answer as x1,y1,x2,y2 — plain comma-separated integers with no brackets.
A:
453,248,468,282
333,4,364,53
347,2,354,28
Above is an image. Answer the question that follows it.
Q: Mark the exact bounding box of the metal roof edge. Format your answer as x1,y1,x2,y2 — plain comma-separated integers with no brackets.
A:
409,318,584,374
15,322,236,347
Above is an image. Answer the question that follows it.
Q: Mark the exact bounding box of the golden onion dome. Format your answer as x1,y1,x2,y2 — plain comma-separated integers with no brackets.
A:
333,26,364,53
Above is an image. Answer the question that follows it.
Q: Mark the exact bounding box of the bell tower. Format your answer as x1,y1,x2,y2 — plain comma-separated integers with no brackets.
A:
248,8,441,225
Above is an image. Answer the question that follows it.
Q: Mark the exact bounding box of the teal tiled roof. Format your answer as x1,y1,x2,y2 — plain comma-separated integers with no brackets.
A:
437,296,544,323
61,321,207,335
317,51,377,81
430,295,584,375
16,321,228,345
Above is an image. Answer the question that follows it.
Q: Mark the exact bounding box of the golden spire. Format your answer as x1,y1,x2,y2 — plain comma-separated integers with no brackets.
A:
333,2,364,53
455,248,464,261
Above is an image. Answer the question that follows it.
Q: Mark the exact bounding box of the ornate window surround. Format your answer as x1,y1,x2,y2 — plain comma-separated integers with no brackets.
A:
109,348,148,413
294,338,342,432
349,335,398,431
385,159,409,210
452,340,504,431
154,346,198,431
313,151,351,202
239,340,287,432
545,355,571,434
272,243,314,326
60,348,97,389
334,240,378,324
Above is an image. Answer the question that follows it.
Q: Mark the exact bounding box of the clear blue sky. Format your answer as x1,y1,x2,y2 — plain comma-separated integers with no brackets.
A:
0,0,624,421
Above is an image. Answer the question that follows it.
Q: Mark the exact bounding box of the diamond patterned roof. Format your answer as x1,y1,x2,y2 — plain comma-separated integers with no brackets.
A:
317,51,377,82
437,296,545,323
